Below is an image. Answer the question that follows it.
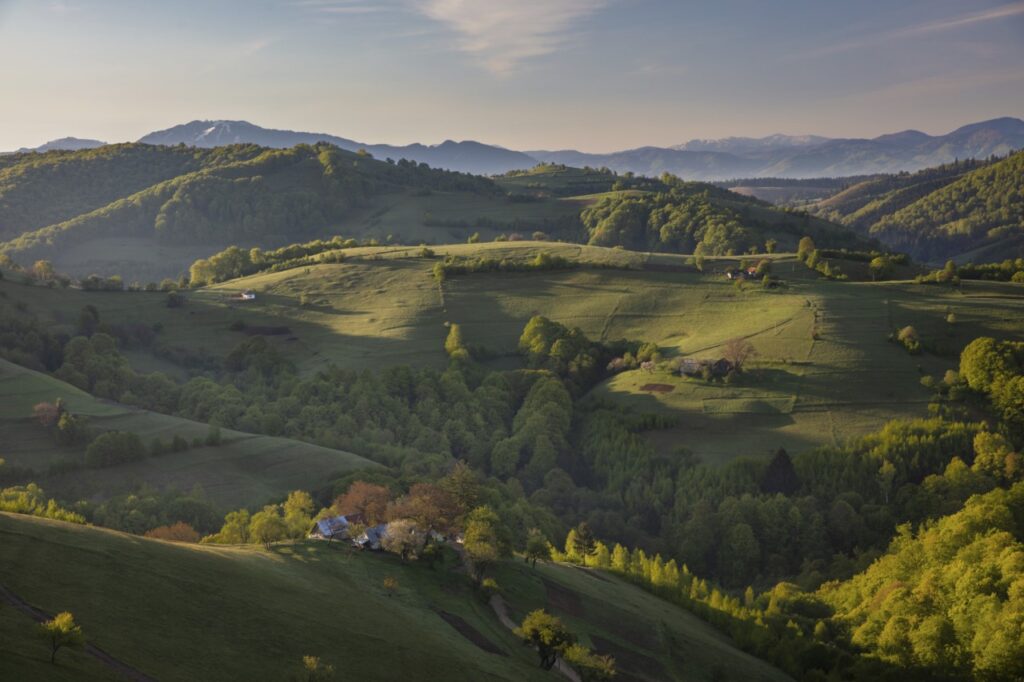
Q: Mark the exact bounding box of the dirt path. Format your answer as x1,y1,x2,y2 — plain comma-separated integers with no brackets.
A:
489,594,581,682
433,608,507,656
0,582,157,682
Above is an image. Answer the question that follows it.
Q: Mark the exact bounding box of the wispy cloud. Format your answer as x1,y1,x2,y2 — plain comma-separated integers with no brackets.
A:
412,0,610,73
290,0,390,14
795,1,1024,58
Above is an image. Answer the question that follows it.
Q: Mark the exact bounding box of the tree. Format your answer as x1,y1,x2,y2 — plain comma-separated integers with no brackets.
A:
797,236,816,261
145,522,200,543
333,481,391,525
381,519,425,561
869,256,893,281
32,260,56,281
761,448,800,495
570,522,596,561
525,528,550,568
283,490,315,537
765,239,778,254
295,655,335,682
563,643,616,681
722,337,756,371
38,612,84,664
462,506,506,583
444,324,468,359
382,576,399,598
249,506,288,549
33,401,62,428
515,609,575,670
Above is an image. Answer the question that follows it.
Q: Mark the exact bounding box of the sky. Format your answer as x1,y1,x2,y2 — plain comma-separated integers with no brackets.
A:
1,0,1022,152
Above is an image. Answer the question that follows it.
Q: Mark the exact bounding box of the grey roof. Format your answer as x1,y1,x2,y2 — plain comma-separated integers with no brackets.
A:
315,515,349,537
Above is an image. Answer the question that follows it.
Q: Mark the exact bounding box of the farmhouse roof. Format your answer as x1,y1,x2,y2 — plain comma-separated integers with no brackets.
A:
314,515,349,537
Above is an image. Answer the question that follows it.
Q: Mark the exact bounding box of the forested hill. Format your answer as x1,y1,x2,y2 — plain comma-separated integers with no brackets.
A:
0,146,871,280
869,151,1024,262
0,143,498,269
811,152,1024,262
0,143,267,240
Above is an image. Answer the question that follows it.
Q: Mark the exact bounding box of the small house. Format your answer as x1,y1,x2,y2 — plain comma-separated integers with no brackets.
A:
310,515,350,540
679,357,734,378
355,524,388,551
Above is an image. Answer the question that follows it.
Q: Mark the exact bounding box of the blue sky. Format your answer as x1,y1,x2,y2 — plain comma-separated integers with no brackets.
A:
1,0,1022,151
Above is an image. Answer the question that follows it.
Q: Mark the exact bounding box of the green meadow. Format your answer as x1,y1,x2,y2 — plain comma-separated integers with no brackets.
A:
6,242,1021,466
0,513,790,682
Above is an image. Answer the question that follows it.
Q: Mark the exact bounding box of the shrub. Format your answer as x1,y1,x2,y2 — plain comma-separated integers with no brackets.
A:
84,431,145,468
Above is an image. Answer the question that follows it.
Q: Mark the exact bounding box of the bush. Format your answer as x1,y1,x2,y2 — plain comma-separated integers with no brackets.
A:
84,431,145,468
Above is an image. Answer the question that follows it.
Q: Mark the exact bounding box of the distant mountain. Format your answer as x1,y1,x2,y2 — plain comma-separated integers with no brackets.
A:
138,120,537,176
26,116,1018,180
524,147,760,178
673,134,830,155
535,117,1024,180
15,136,106,153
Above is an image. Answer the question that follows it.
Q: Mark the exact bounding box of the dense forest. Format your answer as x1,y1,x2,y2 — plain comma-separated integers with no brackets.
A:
0,144,872,279
0,143,499,263
580,176,868,255
811,153,1024,262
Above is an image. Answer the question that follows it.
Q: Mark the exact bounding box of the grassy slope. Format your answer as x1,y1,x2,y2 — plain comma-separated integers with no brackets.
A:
0,513,790,682
9,243,1022,465
0,358,377,508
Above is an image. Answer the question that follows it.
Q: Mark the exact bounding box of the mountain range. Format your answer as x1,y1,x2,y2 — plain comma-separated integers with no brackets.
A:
9,116,1024,180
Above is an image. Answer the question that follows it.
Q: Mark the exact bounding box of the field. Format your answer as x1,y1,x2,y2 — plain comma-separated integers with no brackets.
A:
0,359,376,508
0,513,791,682
6,242,1022,465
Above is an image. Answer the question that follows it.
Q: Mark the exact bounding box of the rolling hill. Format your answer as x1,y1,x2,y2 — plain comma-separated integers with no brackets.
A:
0,357,377,509
9,241,1020,465
0,512,792,682
811,152,1024,262
0,146,868,281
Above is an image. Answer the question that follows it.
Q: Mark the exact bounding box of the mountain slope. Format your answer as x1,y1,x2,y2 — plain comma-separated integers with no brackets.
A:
0,513,792,682
0,143,266,241
0,357,377,508
140,120,538,176
0,142,513,278
867,151,1024,261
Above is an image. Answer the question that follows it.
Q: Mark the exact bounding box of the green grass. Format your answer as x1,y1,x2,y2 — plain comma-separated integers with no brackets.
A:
0,359,377,508
0,604,118,682
0,513,789,682
5,245,1023,465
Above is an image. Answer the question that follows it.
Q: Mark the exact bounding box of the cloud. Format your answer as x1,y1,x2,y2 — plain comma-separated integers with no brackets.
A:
796,1,1024,58
412,0,610,73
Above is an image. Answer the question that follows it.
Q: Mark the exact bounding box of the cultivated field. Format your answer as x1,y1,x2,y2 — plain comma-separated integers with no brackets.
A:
0,513,790,682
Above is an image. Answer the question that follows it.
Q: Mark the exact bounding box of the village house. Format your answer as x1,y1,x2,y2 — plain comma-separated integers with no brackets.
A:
678,357,734,378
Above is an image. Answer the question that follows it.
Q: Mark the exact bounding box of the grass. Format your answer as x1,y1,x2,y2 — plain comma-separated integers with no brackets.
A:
0,604,118,682
494,561,791,682
5,245,1023,466
0,359,377,508
0,513,789,682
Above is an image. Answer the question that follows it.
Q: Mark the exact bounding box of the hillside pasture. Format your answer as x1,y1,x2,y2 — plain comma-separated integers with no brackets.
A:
0,513,790,682
0,359,376,508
